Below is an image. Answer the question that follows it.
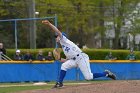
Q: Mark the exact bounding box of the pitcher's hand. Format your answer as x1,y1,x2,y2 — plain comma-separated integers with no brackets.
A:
42,20,50,25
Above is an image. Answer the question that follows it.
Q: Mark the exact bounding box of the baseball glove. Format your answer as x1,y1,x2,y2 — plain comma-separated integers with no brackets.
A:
53,48,61,60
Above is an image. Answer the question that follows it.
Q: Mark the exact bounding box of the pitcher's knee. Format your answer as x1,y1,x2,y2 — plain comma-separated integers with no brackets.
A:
61,63,68,71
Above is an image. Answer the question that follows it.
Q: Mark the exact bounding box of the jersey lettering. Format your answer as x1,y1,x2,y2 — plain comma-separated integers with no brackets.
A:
65,47,70,52
62,45,70,53
62,45,65,48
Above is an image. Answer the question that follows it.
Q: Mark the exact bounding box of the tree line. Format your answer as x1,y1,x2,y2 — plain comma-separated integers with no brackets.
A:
0,0,139,49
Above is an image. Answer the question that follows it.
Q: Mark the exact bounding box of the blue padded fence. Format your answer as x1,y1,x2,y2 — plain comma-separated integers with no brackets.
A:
0,61,140,82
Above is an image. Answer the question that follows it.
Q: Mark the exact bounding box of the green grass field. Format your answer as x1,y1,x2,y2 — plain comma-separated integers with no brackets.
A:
0,80,109,93
0,83,51,93
0,85,51,93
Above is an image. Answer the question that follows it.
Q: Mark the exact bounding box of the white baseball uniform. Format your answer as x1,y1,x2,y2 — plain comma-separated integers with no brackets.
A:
60,35,93,80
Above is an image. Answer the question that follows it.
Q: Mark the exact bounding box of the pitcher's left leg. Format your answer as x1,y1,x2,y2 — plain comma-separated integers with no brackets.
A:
53,59,77,88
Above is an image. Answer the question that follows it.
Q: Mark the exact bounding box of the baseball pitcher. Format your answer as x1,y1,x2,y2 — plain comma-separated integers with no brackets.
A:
42,20,116,88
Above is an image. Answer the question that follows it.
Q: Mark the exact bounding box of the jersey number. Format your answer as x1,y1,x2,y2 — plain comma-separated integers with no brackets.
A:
62,45,70,52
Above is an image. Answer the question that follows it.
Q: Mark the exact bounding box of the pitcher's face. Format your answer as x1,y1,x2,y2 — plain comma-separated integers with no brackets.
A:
55,36,60,43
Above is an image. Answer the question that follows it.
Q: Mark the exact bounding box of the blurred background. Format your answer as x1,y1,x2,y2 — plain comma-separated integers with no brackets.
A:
0,0,140,50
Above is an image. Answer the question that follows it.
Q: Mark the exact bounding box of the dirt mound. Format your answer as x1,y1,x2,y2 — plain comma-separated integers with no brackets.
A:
17,80,140,93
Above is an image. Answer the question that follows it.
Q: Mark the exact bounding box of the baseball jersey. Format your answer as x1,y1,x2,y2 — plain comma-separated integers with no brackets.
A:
60,35,82,59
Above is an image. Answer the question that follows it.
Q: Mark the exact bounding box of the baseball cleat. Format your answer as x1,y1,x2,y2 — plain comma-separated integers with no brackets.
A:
105,70,116,80
52,82,63,88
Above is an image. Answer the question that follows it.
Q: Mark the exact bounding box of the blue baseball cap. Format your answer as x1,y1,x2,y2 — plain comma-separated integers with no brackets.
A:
62,32,68,38
54,32,68,38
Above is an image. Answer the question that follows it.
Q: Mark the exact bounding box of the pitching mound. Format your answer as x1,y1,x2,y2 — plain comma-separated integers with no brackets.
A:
17,80,140,93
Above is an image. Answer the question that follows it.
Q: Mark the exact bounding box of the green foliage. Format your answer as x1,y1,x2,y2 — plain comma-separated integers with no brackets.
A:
6,49,140,60
0,0,140,49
